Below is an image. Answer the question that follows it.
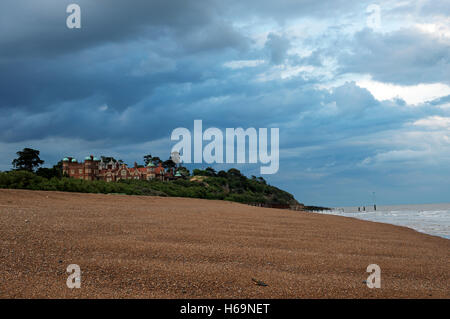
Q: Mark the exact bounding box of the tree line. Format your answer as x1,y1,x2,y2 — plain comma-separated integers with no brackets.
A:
9,148,189,178
2,148,300,207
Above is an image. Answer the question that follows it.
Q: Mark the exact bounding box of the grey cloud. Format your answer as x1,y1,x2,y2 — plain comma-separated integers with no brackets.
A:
0,0,239,59
265,33,291,64
176,22,250,54
0,0,366,61
389,0,450,17
2,0,450,206
338,28,450,85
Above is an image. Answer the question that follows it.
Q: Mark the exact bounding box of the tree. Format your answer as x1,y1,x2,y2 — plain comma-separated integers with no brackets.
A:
192,169,205,176
101,156,117,163
151,156,162,165
143,154,153,166
205,167,217,177
36,161,63,179
162,159,177,170
217,170,228,178
257,176,267,184
227,168,242,178
178,166,190,177
12,148,44,172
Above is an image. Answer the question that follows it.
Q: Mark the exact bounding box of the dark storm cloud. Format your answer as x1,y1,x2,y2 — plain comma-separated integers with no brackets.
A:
0,0,252,112
0,0,359,60
0,0,225,59
1,0,450,205
0,0,363,113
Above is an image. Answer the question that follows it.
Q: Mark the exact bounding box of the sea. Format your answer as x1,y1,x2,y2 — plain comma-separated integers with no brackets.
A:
316,203,450,240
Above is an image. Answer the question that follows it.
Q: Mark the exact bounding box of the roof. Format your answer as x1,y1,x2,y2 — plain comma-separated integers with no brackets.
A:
63,157,69,162
147,162,155,167
128,167,147,173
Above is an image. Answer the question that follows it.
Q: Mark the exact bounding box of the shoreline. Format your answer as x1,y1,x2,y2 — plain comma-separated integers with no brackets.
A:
1,189,449,298
311,210,450,241
314,207,450,240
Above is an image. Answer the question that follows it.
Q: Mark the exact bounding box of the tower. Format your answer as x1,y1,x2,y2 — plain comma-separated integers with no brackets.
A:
83,155,99,180
62,157,70,176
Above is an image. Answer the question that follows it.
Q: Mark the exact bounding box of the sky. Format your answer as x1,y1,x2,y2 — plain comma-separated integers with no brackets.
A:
0,0,449,206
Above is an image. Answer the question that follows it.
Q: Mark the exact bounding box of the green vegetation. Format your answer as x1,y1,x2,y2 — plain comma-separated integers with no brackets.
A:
3,147,302,207
11,148,44,172
0,169,300,206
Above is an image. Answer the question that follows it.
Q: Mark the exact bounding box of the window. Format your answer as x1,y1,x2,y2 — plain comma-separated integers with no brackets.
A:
121,170,127,176
79,169,83,174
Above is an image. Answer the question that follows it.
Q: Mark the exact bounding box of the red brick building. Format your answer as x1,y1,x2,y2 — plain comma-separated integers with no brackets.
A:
62,155,175,182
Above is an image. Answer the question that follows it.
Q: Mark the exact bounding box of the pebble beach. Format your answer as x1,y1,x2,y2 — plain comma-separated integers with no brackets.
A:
1,189,449,298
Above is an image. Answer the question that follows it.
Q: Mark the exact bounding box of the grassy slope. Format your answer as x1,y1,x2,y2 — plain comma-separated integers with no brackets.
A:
0,170,300,206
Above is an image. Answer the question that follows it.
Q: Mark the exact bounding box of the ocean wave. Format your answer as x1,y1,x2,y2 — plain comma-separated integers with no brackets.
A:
322,205,450,239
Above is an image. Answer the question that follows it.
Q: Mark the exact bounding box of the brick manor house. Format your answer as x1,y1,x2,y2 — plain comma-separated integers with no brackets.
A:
62,155,182,182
